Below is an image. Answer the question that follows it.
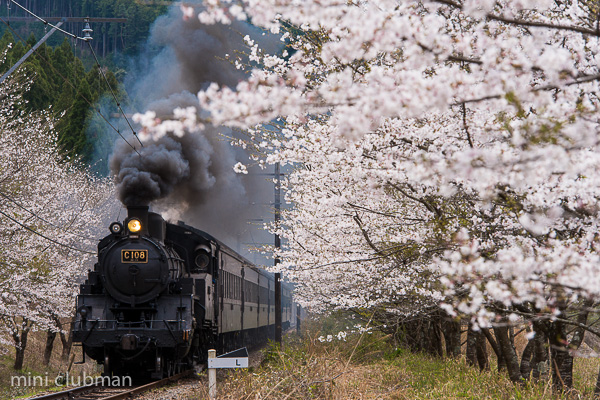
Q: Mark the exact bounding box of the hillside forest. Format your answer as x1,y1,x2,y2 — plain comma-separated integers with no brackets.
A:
0,0,172,173
0,0,171,56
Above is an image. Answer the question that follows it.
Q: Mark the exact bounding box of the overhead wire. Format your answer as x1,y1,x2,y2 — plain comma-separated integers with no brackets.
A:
2,0,143,155
0,2,146,249
0,16,141,156
0,189,96,241
8,0,88,41
87,42,143,147
0,208,95,255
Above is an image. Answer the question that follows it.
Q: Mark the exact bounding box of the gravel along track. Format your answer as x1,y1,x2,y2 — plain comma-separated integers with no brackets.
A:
27,345,269,400
26,370,194,400
134,345,268,399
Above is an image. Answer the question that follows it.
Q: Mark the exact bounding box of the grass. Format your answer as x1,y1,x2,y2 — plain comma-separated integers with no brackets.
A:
0,330,99,400
4,316,600,399
182,317,600,399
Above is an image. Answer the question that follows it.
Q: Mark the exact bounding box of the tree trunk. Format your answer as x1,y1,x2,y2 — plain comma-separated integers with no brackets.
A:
531,325,549,380
432,320,444,357
493,325,522,382
549,305,589,392
594,364,600,397
43,329,57,366
476,330,489,371
466,325,477,367
12,318,33,370
482,328,504,371
509,326,516,348
14,345,26,371
423,318,444,357
60,315,76,361
520,337,534,380
443,319,461,358
549,320,572,390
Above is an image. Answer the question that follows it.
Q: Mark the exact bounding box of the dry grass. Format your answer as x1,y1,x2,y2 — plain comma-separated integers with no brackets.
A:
0,329,98,399
4,317,600,399
180,318,600,400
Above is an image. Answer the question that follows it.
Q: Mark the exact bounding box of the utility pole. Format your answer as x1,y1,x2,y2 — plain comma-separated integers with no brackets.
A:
274,162,282,345
0,21,63,84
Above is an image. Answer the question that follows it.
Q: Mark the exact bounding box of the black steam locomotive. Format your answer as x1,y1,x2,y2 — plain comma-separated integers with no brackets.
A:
73,206,294,379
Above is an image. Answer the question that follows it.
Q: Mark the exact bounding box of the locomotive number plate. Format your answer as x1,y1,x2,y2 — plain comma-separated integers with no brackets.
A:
121,249,148,263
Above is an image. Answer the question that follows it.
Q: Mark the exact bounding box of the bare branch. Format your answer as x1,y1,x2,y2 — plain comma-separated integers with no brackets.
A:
353,212,383,254
462,103,474,148
433,0,600,36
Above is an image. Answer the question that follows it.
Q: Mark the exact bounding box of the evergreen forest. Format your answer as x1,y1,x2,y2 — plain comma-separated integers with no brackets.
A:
0,0,172,56
0,0,172,174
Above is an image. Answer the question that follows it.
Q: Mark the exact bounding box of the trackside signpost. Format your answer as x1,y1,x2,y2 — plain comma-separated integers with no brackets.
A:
208,347,249,399
208,347,249,368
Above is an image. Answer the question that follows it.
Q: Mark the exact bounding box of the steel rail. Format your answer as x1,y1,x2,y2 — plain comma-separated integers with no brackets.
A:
28,383,101,400
28,369,195,400
101,370,195,400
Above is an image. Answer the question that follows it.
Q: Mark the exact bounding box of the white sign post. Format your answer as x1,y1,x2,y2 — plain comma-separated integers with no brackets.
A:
207,347,249,399
208,349,217,399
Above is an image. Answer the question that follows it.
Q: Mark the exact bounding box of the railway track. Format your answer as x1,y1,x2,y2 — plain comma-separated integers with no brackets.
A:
28,370,195,400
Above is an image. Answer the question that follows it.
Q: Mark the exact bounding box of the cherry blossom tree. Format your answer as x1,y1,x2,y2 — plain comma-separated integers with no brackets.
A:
132,0,600,390
0,69,115,370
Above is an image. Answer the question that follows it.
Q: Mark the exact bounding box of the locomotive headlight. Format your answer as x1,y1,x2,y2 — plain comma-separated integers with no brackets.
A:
127,218,142,233
109,222,123,234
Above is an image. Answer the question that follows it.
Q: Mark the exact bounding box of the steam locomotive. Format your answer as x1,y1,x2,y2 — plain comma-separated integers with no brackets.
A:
73,206,294,379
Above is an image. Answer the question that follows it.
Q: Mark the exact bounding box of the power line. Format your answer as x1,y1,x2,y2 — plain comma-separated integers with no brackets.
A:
0,20,62,84
0,17,140,156
0,189,95,241
7,0,88,41
4,17,127,23
2,1,143,155
0,16,141,156
0,208,95,255
87,41,143,148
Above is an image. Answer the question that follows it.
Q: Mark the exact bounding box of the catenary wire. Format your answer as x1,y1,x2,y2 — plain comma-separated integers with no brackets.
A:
7,0,143,148
0,189,96,241
8,0,87,41
87,41,143,147
0,3,145,251
0,14,135,243
2,0,142,154
0,208,95,254
0,16,141,156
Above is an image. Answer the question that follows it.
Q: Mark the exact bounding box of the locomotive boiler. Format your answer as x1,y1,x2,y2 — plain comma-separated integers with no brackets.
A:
73,205,294,379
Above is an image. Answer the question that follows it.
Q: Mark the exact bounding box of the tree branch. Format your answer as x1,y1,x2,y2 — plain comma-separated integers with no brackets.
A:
388,182,442,218
346,202,400,218
416,41,483,65
492,305,600,339
454,73,600,106
433,0,600,36
486,13,598,36
353,212,383,254
462,103,474,148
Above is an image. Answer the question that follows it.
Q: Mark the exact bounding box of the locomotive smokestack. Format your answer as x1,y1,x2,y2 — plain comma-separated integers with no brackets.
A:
127,205,149,236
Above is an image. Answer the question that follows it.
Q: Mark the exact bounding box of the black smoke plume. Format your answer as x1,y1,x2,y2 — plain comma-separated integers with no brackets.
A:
108,3,279,252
